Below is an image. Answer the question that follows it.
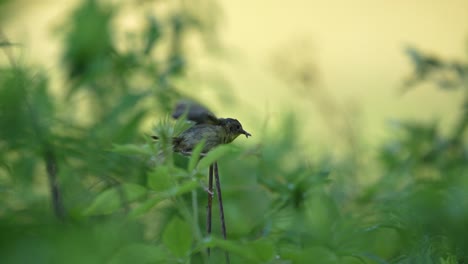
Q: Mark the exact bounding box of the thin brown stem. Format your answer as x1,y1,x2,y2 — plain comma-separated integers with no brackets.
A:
214,162,230,264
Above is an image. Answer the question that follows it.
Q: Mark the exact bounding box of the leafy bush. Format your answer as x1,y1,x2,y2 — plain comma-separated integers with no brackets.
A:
0,1,467,263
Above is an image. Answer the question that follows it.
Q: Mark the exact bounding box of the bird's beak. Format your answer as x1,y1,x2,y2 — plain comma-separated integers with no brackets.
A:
242,130,251,138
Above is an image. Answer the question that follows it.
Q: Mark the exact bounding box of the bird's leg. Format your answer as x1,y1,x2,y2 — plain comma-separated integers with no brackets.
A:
214,162,230,264
200,179,214,196
206,164,214,256
203,186,214,196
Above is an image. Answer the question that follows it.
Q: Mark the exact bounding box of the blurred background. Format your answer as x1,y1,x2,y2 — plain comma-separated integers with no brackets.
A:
1,0,467,263
3,0,467,149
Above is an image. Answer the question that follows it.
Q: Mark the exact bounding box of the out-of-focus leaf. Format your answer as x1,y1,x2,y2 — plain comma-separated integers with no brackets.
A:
281,246,338,264
147,165,187,191
108,243,167,264
197,238,274,262
100,92,148,128
111,144,153,156
188,139,205,172
162,216,192,257
0,69,30,142
197,145,232,171
249,239,275,262
62,0,114,81
129,195,165,218
130,180,198,217
85,183,147,215
112,111,147,143
148,166,173,191
167,179,198,196
144,15,161,55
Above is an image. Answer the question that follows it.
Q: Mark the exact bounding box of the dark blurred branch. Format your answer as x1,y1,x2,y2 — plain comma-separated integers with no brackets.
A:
24,73,66,221
44,147,66,220
1,31,67,221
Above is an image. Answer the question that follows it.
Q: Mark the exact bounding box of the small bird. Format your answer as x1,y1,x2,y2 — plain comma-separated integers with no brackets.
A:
153,100,247,263
172,118,251,154
153,100,251,155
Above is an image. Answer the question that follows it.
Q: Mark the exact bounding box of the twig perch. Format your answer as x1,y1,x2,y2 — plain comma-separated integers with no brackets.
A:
205,162,230,263
214,162,230,264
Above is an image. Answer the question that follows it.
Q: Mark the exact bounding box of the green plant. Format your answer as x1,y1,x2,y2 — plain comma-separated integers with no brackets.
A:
0,1,467,263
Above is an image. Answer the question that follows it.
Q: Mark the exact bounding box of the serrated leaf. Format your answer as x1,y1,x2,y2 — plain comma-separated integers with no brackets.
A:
162,217,192,257
85,183,147,215
198,145,232,171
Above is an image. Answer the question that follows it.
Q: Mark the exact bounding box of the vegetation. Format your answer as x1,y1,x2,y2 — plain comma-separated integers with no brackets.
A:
0,0,467,263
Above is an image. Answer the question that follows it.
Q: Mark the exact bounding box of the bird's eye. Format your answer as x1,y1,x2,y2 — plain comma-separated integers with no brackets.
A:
236,125,241,130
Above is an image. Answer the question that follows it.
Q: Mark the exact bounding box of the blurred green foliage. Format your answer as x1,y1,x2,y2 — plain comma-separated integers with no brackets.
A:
0,1,467,263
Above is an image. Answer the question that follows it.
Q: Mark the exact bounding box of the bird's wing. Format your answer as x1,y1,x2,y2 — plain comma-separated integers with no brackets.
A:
172,99,218,124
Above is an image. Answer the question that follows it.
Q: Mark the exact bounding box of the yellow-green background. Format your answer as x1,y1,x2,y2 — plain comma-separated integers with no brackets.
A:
3,0,467,149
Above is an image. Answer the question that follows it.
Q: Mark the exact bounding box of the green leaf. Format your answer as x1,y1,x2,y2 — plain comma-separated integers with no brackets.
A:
111,144,153,156
249,239,275,262
144,15,161,55
147,166,175,191
130,180,199,217
162,217,192,258
202,238,257,261
196,238,275,262
108,243,168,264
197,145,232,171
129,195,165,218
169,179,199,196
188,139,206,172
85,183,147,215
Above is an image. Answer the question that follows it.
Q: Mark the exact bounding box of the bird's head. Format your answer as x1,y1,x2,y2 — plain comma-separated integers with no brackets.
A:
219,118,251,143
